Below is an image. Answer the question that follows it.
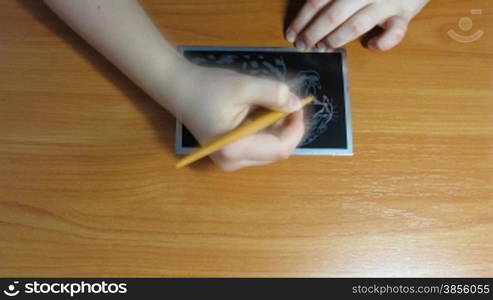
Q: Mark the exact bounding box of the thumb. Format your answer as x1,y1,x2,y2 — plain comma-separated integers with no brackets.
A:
369,16,409,51
241,78,302,113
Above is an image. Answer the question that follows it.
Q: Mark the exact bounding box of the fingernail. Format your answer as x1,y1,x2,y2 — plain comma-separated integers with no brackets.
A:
295,40,306,51
380,42,391,51
286,29,296,43
288,93,302,110
316,42,327,52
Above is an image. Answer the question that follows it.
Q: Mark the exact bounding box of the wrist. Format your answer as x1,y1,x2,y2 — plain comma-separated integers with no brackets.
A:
150,54,199,117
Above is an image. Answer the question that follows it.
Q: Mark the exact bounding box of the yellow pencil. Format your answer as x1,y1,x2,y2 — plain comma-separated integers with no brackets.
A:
176,95,315,169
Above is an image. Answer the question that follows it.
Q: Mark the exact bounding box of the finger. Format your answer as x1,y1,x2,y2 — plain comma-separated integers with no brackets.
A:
285,0,333,43
367,16,408,51
278,110,305,152
212,112,305,172
251,110,304,161
241,78,302,113
261,109,303,136
320,4,382,49
296,0,370,50
209,137,278,172
222,134,289,162
212,110,305,163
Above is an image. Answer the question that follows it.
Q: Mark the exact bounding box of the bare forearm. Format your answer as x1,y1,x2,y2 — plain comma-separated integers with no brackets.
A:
43,0,306,171
44,0,190,115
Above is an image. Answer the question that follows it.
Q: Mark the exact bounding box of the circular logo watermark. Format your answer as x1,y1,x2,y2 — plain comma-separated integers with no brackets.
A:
3,281,20,297
448,9,484,43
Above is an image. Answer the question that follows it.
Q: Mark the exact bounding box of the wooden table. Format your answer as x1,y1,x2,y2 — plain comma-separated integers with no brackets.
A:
1,0,492,277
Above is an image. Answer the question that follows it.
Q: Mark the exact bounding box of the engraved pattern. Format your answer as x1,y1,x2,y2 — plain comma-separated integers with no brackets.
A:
190,54,337,146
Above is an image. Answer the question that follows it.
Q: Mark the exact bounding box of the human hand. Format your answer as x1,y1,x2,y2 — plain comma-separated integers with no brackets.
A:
285,0,429,51
42,0,305,172
170,64,305,172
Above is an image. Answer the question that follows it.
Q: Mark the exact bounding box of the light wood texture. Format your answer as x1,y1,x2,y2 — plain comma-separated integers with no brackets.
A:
0,0,492,277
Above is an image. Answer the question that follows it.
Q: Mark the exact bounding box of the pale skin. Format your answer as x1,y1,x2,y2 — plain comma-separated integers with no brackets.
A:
43,0,305,172
44,0,428,171
286,0,429,51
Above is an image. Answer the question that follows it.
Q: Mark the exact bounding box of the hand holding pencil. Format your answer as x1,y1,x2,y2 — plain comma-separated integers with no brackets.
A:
166,67,308,171
177,95,314,169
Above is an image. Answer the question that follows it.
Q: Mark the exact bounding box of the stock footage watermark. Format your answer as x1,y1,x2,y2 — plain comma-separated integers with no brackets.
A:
2,280,127,298
448,9,484,43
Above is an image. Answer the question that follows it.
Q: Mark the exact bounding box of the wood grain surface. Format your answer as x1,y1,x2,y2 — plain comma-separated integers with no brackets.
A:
0,0,492,277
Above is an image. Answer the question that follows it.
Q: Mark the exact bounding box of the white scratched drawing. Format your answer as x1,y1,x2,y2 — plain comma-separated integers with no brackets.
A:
290,71,337,146
190,54,338,146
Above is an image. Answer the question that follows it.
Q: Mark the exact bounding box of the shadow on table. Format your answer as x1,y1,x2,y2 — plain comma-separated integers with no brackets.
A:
283,0,304,33
17,0,215,172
